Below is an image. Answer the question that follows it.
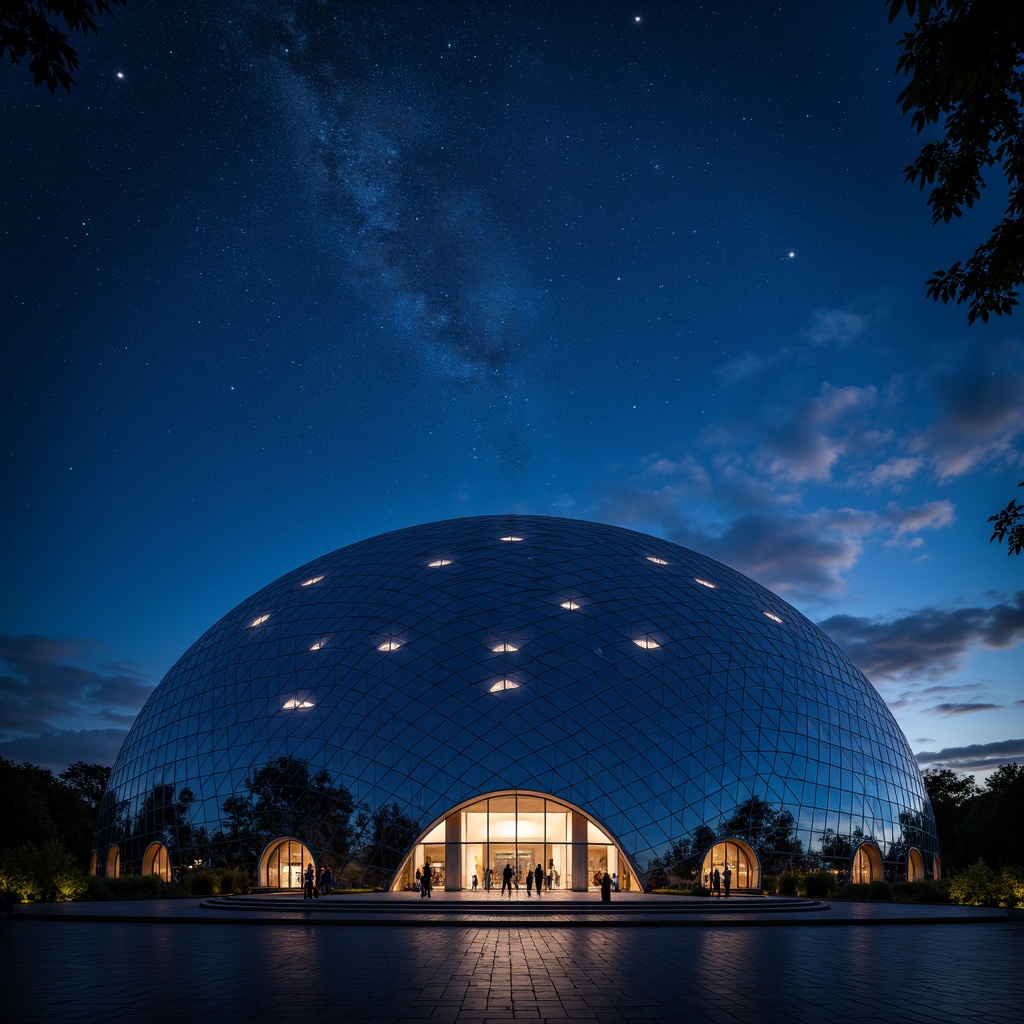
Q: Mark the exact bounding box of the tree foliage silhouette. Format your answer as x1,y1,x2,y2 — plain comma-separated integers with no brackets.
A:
1,1,126,94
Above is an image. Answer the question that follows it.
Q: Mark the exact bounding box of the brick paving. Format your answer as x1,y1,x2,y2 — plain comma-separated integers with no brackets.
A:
2,913,1021,1024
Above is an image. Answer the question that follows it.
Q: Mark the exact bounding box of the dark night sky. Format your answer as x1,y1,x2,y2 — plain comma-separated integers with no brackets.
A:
1,2,1021,777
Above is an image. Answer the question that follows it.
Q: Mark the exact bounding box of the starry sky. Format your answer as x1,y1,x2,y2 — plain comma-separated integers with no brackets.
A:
2,2,1021,780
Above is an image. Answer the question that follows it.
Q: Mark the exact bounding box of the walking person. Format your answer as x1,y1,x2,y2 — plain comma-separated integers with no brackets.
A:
600,871,612,902
723,864,732,898
526,864,534,897
501,862,514,898
534,863,544,898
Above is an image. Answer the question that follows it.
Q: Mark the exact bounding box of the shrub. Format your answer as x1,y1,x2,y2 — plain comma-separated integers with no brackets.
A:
777,871,799,897
996,866,1024,908
890,879,950,904
762,875,778,895
867,880,892,901
949,859,999,906
85,874,165,900
837,883,870,901
802,872,837,898
0,841,88,903
180,869,221,896
218,869,251,895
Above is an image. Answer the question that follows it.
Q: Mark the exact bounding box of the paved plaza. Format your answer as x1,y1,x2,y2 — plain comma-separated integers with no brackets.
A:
2,900,1021,1024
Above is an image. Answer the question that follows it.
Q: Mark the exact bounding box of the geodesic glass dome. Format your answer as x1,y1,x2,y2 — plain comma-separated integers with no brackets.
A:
93,515,939,890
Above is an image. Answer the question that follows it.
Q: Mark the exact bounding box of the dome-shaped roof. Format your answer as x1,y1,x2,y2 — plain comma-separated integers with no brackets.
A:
94,515,938,886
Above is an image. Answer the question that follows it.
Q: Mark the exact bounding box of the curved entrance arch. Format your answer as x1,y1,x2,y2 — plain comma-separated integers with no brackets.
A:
391,790,643,893
142,842,172,881
700,839,761,891
850,841,883,884
258,837,315,889
906,847,925,882
105,844,120,878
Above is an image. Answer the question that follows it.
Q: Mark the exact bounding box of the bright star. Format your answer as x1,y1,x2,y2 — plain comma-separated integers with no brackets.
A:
116,71,125,80
788,251,795,259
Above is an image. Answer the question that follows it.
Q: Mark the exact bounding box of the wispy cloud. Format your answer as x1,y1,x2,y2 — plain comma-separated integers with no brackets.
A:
915,738,1024,773
0,634,156,771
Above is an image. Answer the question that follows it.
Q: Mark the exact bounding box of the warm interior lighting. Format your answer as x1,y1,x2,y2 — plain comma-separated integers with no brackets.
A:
560,600,580,610
282,698,314,710
646,556,668,565
489,678,520,692
300,575,324,587
428,559,452,567
633,638,661,649
378,640,402,651
500,535,524,542
764,611,783,624
250,613,270,627
492,642,519,652
694,578,717,589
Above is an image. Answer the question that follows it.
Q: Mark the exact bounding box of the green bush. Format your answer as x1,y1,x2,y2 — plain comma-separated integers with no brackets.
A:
802,872,837,898
837,883,870,901
180,869,221,896
85,874,165,900
218,869,251,895
777,871,799,896
949,859,998,906
0,841,88,903
890,879,950,904
762,875,778,895
867,880,892,901
996,865,1024,908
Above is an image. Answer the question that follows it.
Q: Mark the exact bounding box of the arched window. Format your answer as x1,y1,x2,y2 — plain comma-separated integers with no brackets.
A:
258,837,316,889
105,844,120,879
850,842,882,884
906,847,925,882
933,854,942,880
89,850,98,877
142,842,172,881
699,839,761,891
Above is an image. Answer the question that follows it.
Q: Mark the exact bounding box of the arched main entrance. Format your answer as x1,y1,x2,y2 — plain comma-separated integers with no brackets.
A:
105,844,120,878
258,837,315,889
850,841,882,883
699,839,760,890
142,842,172,881
391,790,639,892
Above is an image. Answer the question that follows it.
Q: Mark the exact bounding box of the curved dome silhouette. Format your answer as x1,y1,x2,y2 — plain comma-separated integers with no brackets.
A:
93,515,939,890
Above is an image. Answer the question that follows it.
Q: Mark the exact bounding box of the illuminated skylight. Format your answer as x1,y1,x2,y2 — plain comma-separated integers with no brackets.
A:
694,578,717,589
282,698,314,710
500,535,524,542
250,613,270,627
489,678,520,693
764,611,783,624
300,575,324,587
309,639,328,651
492,642,519,652
646,556,668,565
428,559,452,567
560,600,580,610
378,640,402,652
633,638,661,650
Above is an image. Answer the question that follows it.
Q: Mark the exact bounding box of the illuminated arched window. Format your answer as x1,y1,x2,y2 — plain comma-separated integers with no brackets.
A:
850,842,882,884
259,837,316,889
142,842,172,881
906,847,925,882
89,850,98,877
933,854,942,880
105,844,120,879
699,839,761,891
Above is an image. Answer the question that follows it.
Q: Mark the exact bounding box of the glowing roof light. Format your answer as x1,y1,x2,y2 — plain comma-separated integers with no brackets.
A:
301,575,324,587
764,611,784,624
560,600,581,611
250,613,271,627
309,639,328,651
489,678,520,693
646,556,669,565
428,559,452,567
378,640,402,652
694,578,717,589
492,642,519,652
633,638,661,650
282,698,314,710
500,535,524,542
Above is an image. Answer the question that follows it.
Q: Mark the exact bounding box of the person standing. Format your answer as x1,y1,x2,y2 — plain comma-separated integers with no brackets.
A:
723,864,732,898
501,862,514,897
421,863,432,899
526,864,534,897
611,872,619,892
303,862,315,901
600,871,612,902
534,863,544,898
712,867,721,896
